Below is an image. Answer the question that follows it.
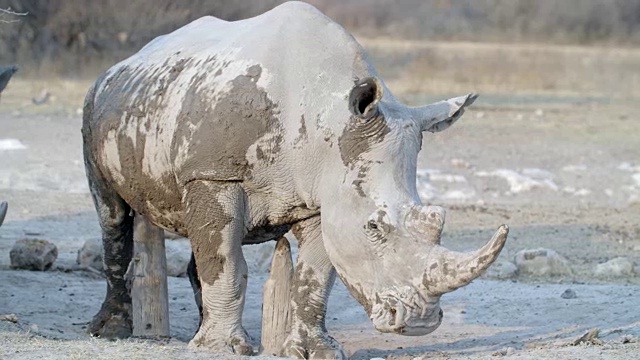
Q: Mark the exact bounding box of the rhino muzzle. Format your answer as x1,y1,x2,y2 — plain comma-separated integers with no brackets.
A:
354,205,509,336
370,287,444,336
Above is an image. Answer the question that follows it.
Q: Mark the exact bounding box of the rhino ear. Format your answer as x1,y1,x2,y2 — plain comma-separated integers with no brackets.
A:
349,77,383,119
413,93,478,132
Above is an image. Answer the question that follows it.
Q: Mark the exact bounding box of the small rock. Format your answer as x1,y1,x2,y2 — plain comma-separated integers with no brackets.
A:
165,239,191,277
451,158,472,169
77,239,104,272
0,314,18,323
10,239,58,271
621,335,637,344
513,248,571,277
561,288,577,299
571,328,602,346
482,260,518,280
492,347,515,356
594,257,635,278
32,90,51,105
30,324,39,333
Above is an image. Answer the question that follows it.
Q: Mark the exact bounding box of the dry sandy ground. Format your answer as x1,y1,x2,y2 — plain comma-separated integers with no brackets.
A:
1,41,640,359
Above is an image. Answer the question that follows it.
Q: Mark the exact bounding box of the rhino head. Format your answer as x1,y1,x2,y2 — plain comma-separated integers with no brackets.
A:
319,77,508,336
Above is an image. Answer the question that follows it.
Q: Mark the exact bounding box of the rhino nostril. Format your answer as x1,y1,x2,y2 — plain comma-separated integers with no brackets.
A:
439,309,443,318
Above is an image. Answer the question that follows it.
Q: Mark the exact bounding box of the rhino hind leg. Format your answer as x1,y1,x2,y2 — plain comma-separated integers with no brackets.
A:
85,157,134,339
183,180,254,355
283,216,346,360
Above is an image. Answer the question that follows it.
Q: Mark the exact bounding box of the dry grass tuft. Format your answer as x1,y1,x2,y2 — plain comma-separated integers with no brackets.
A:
361,38,640,98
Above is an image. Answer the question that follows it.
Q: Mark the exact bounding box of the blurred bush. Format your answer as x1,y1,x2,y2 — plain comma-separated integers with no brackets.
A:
1,0,640,76
0,0,283,75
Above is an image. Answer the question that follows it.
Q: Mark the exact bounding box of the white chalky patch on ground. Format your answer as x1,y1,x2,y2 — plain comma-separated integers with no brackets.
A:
475,169,559,194
574,188,591,196
521,168,555,180
442,189,476,201
416,181,438,201
562,164,587,172
430,173,467,183
416,169,474,202
563,187,591,196
0,138,27,151
415,170,439,201
417,169,467,183
633,173,640,187
618,162,640,172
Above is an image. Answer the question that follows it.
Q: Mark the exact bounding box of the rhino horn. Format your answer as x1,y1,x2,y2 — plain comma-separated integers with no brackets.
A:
411,93,478,133
423,225,508,295
405,205,508,295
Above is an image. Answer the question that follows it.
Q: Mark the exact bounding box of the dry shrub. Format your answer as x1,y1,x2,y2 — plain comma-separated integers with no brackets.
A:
2,0,640,78
0,0,284,75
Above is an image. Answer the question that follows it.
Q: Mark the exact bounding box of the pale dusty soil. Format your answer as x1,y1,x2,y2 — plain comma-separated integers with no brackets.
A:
1,43,640,359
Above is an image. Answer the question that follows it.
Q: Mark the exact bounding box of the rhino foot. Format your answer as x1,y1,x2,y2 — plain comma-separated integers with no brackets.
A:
282,331,347,360
189,325,254,355
88,302,132,339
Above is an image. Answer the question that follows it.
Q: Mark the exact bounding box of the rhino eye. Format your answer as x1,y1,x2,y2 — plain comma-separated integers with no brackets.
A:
367,220,378,231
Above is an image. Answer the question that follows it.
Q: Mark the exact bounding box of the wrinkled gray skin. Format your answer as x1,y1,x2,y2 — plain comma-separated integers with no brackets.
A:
82,2,508,358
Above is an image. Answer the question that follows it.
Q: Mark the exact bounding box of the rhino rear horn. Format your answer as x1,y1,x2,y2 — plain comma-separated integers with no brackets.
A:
422,225,509,295
412,93,478,133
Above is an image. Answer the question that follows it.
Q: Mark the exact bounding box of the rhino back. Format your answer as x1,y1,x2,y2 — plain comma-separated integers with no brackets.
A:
85,1,374,230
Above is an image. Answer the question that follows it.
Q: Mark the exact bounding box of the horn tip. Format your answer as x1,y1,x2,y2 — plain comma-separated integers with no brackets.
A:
491,224,509,249
466,93,479,105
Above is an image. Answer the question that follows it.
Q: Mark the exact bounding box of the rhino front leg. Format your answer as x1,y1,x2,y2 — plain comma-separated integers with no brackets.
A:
283,216,346,359
183,180,253,355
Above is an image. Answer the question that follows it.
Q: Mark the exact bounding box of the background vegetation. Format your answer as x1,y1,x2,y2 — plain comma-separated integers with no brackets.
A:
1,0,640,76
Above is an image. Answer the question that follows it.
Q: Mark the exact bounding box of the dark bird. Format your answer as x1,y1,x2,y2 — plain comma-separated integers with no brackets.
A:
0,65,18,99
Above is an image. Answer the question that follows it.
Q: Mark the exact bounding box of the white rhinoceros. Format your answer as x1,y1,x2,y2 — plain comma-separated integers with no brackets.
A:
82,2,508,358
